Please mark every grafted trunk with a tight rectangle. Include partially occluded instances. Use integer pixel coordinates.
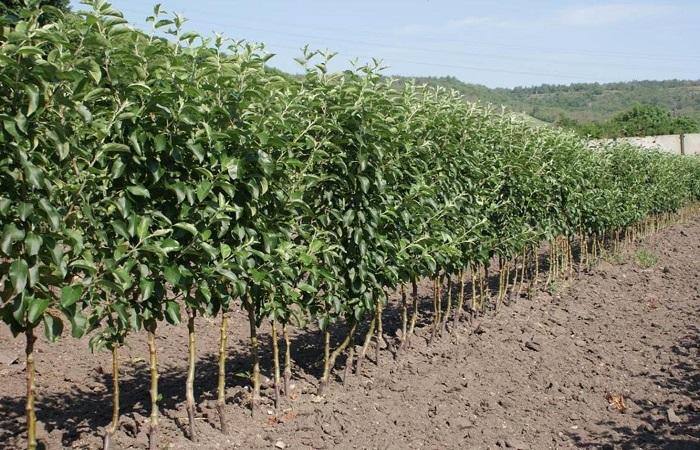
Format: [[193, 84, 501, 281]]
[[25, 328, 37, 450], [185, 309, 197, 441], [442, 274, 452, 333], [405, 279, 419, 349], [103, 346, 120, 450], [271, 321, 281, 410], [147, 327, 159, 450], [216, 313, 228, 434], [356, 313, 375, 374], [282, 323, 292, 396], [399, 283, 408, 349], [319, 320, 357, 395], [452, 268, 466, 331], [376, 294, 395, 362], [245, 298, 260, 417]]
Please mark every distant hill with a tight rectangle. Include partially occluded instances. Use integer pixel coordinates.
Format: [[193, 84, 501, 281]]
[[394, 77, 700, 125]]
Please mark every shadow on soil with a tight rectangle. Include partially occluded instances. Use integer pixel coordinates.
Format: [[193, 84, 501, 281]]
[[0, 246, 568, 448]]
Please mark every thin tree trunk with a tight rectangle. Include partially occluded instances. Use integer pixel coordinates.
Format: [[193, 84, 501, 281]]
[[246, 299, 260, 417], [216, 313, 228, 434], [405, 279, 419, 349], [377, 293, 395, 360], [103, 346, 120, 450], [471, 264, 479, 315], [319, 329, 331, 394], [271, 321, 281, 410], [147, 327, 159, 450], [375, 299, 382, 364], [452, 268, 465, 331], [356, 314, 375, 374], [186, 309, 197, 441], [399, 283, 408, 349], [283, 323, 292, 396], [442, 274, 452, 334], [319, 320, 357, 395], [25, 327, 37, 450]]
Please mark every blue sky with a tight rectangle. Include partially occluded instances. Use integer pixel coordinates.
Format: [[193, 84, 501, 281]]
[[70, 0, 700, 88]]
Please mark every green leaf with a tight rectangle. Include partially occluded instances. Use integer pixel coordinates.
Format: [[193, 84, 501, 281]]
[[216, 268, 237, 282], [9, 259, 28, 295], [101, 143, 130, 153], [187, 142, 205, 163], [38, 199, 60, 230], [140, 278, 155, 301], [318, 315, 329, 331], [127, 185, 150, 198], [43, 314, 64, 343], [159, 238, 180, 254], [2, 224, 26, 255], [164, 265, 181, 286], [137, 217, 152, 240], [111, 220, 130, 240], [0, 198, 10, 215], [298, 282, 316, 294], [165, 301, 181, 325], [358, 176, 370, 193], [75, 103, 92, 123], [24, 233, 42, 256], [154, 134, 167, 152], [26, 85, 39, 117], [18, 202, 33, 221], [24, 164, 44, 189], [111, 159, 126, 179], [60, 285, 83, 308], [70, 259, 97, 273], [174, 222, 197, 236], [342, 209, 355, 227], [69, 311, 88, 338], [27, 297, 50, 325]]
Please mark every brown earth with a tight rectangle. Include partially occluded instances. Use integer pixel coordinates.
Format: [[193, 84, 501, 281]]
[[1, 216, 699, 450]]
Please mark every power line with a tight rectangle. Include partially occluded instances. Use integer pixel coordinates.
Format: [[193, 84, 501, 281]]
[[109, 4, 698, 83], [114, 3, 700, 64]]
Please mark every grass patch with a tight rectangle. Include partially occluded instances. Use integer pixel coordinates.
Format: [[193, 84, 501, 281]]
[[636, 249, 658, 268]]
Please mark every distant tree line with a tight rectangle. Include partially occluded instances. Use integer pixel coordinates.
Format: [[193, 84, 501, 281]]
[[557, 105, 700, 138]]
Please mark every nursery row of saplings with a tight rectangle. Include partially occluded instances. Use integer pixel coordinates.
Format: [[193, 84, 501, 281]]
[[2, 2, 700, 450]]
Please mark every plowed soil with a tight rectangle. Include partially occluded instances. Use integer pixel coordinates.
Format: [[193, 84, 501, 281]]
[[1, 216, 699, 450]]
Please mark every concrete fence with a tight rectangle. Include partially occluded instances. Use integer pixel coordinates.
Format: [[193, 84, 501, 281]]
[[594, 133, 700, 155]]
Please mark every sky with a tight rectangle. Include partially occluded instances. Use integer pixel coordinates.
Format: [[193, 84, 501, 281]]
[[69, 0, 700, 88]]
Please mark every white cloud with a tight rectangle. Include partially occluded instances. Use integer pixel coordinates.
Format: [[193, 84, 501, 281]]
[[557, 3, 674, 26]]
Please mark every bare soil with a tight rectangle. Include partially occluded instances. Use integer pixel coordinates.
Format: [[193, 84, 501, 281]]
[[1, 216, 699, 450]]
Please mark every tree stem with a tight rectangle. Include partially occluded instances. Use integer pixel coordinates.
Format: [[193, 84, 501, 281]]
[[442, 274, 452, 333], [26, 327, 37, 450], [246, 298, 260, 417], [406, 279, 419, 348], [283, 323, 292, 396], [147, 327, 159, 450], [271, 320, 281, 410], [186, 309, 197, 441], [399, 283, 407, 349], [217, 312, 228, 434], [319, 320, 357, 395], [356, 313, 375, 374], [103, 345, 120, 450], [452, 268, 465, 331]]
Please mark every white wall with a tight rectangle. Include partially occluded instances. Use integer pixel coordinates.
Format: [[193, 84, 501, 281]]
[[595, 134, 700, 156], [683, 134, 700, 155]]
